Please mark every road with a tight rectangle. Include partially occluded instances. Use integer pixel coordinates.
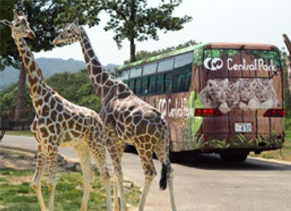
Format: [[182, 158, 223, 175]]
[[1, 135, 291, 211]]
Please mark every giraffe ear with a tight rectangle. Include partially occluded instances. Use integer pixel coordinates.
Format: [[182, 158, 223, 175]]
[[73, 18, 79, 25], [18, 10, 25, 16], [0, 19, 12, 27], [13, 10, 19, 20]]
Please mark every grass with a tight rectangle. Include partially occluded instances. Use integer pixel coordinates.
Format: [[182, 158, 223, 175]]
[[5, 130, 33, 137], [0, 150, 141, 211], [250, 130, 291, 162]]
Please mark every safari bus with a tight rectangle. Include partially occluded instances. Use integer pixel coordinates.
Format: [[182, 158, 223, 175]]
[[116, 43, 285, 162]]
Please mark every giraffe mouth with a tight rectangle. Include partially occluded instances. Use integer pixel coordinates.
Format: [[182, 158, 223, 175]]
[[52, 39, 61, 45], [27, 31, 36, 40]]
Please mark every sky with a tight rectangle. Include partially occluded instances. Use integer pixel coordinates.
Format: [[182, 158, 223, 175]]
[[35, 0, 291, 66]]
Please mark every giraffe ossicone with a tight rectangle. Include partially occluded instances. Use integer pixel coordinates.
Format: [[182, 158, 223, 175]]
[[54, 18, 178, 211], [1, 11, 114, 211]]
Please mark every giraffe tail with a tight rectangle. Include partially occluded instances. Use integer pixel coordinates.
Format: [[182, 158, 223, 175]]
[[159, 128, 170, 190], [159, 162, 168, 190]]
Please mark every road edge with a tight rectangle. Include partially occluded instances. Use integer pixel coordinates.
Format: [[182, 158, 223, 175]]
[[1, 143, 291, 167]]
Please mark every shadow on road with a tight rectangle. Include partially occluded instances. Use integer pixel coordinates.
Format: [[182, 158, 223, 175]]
[[124, 150, 291, 171], [171, 153, 291, 171]]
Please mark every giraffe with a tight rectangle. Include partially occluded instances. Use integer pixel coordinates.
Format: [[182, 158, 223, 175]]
[[0, 11, 113, 211], [53, 18, 177, 211]]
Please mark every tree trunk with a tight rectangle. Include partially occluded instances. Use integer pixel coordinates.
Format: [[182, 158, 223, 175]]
[[15, 62, 26, 121], [130, 38, 136, 62], [283, 34, 291, 94], [129, 0, 136, 62]]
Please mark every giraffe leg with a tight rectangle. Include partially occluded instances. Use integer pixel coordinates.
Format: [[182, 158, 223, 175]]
[[115, 140, 126, 211], [75, 143, 94, 211], [167, 166, 177, 211], [31, 144, 47, 211], [113, 180, 119, 211], [88, 142, 112, 211], [136, 146, 156, 211], [106, 138, 126, 211], [47, 144, 58, 211], [154, 144, 177, 211]]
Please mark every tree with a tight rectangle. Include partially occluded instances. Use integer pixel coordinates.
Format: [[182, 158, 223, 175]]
[[0, 69, 102, 120], [58, 0, 192, 62], [0, 0, 67, 120], [283, 34, 291, 95]]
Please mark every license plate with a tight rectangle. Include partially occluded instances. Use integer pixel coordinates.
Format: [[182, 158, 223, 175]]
[[235, 123, 252, 132]]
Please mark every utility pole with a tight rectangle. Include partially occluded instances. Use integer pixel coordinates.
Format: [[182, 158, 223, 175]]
[[283, 34, 291, 94]]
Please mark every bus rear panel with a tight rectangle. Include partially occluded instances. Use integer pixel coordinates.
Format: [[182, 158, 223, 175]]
[[196, 44, 284, 154]]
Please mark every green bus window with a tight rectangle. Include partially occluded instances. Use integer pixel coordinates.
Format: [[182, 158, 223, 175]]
[[143, 63, 157, 76], [135, 78, 142, 95], [129, 79, 135, 92], [164, 72, 172, 93], [156, 74, 164, 94], [142, 76, 150, 95], [130, 67, 142, 78], [174, 52, 194, 68], [172, 64, 192, 92], [117, 69, 130, 84], [148, 75, 157, 94], [158, 58, 174, 72]]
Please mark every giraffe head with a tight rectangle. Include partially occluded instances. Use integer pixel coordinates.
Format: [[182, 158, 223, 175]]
[[0, 10, 35, 40], [52, 18, 81, 45]]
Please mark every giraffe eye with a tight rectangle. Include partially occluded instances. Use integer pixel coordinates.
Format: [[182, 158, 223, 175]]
[[67, 29, 72, 33]]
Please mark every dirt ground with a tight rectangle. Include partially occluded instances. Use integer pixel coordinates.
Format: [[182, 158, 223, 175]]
[[0, 149, 35, 170], [0, 149, 70, 185]]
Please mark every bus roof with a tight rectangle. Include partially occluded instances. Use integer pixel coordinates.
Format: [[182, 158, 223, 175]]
[[116, 42, 279, 71], [116, 44, 203, 71]]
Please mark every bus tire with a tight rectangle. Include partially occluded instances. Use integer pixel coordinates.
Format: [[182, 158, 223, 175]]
[[219, 151, 249, 163], [169, 151, 181, 163]]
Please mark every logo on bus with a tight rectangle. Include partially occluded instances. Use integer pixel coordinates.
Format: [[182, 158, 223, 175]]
[[158, 98, 194, 119], [204, 58, 223, 71], [204, 57, 277, 72]]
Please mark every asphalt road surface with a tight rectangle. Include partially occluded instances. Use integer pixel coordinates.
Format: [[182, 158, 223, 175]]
[[1, 135, 291, 211]]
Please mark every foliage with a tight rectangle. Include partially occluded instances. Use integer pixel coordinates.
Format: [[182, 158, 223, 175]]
[[0, 0, 68, 70], [0, 0, 19, 70], [46, 69, 102, 112], [58, 0, 192, 62], [250, 133, 291, 162], [0, 69, 102, 120], [0, 82, 34, 120], [282, 53, 291, 118], [5, 130, 34, 136]]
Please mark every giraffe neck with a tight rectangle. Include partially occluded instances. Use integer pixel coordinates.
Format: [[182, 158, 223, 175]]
[[13, 36, 48, 114], [79, 27, 116, 103]]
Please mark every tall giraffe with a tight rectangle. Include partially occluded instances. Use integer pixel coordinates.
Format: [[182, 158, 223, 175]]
[[53, 19, 177, 211], [0, 12, 113, 211]]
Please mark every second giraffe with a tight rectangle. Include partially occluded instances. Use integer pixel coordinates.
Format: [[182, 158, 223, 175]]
[[53, 18, 177, 211]]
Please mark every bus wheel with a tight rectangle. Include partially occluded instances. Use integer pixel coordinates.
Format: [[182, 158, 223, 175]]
[[219, 151, 249, 162], [170, 151, 181, 163]]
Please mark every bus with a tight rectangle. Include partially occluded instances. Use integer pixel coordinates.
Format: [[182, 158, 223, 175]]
[[116, 43, 285, 162]]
